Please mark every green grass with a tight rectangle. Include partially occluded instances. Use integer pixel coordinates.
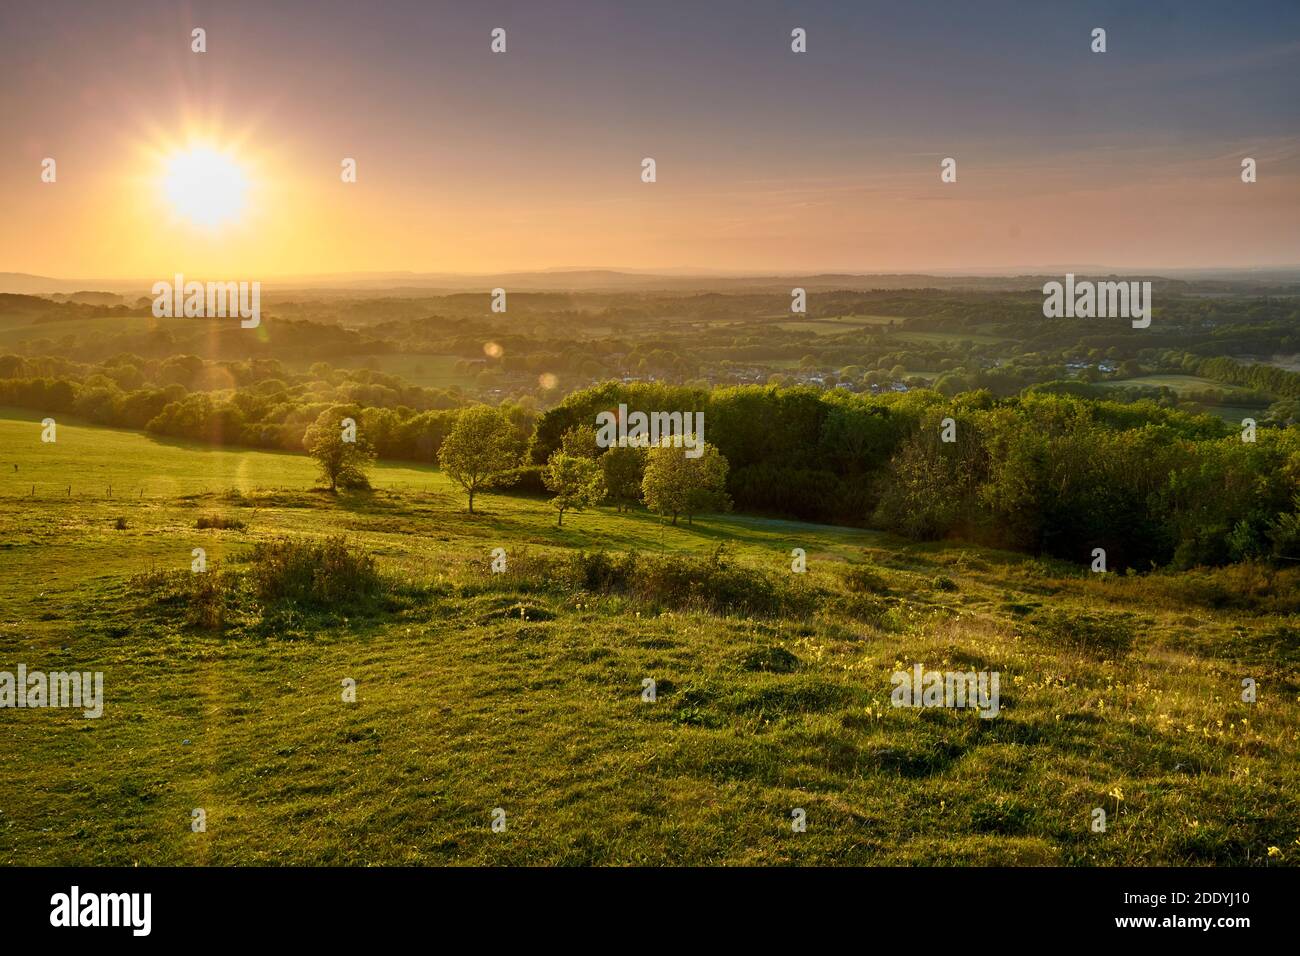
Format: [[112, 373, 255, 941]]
[[1099, 374, 1254, 395], [894, 330, 1009, 346], [773, 316, 908, 336], [1, 410, 1297, 865], [0, 407, 442, 498]]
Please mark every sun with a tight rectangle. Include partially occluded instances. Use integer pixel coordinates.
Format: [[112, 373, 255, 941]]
[[161, 145, 248, 228]]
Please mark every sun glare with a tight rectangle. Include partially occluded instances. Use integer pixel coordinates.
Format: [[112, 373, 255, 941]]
[[162, 145, 248, 228]]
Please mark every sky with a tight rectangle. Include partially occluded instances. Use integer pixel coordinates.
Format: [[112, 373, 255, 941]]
[[2, 0, 1298, 280]]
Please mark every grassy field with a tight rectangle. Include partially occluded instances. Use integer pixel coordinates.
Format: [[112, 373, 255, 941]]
[[1099, 374, 1256, 396], [1, 410, 1297, 865], [774, 315, 904, 335], [894, 330, 1010, 346]]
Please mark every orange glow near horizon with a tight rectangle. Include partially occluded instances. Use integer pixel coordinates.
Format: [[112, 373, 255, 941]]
[[9, 119, 1297, 282], [2, 4, 1297, 281]]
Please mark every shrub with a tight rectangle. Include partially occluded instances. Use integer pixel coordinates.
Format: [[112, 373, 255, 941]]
[[621, 546, 806, 618], [481, 545, 814, 619], [1268, 503, 1300, 562], [1029, 608, 1136, 657], [129, 566, 229, 630], [112, 516, 128, 530], [843, 564, 889, 593], [560, 550, 637, 592], [247, 536, 383, 608], [830, 593, 896, 629], [739, 646, 800, 673], [187, 569, 229, 630], [196, 514, 247, 531], [507, 464, 547, 495]]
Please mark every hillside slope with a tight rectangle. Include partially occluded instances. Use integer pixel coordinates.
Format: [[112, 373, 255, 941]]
[[0, 412, 1296, 865]]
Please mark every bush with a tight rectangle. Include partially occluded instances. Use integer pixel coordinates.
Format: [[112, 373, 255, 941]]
[[1029, 608, 1136, 657], [629, 547, 811, 618], [482, 545, 815, 619], [129, 566, 229, 630], [842, 564, 889, 593], [560, 550, 637, 592], [739, 646, 800, 673], [196, 514, 247, 531], [507, 464, 548, 495], [186, 569, 229, 630], [1268, 505, 1300, 562], [112, 516, 128, 530], [248, 536, 384, 608], [830, 592, 897, 629]]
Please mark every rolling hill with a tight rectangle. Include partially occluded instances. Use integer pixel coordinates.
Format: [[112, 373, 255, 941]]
[[0, 410, 1296, 865]]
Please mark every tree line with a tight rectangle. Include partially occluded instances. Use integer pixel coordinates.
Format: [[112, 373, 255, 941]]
[[3, 364, 1296, 569]]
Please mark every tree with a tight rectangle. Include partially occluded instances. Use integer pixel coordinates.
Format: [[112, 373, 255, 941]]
[[873, 410, 985, 540], [304, 410, 376, 492], [438, 405, 520, 513], [641, 439, 731, 525], [543, 451, 605, 526], [559, 423, 600, 459], [601, 442, 647, 512]]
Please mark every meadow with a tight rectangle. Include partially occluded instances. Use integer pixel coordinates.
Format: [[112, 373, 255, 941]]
[[774, 315, 905, 335], [1099, 374, 1255, 395], [1, 409, 1296, 865]]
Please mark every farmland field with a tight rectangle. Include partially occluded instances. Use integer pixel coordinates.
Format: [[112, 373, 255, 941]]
[[894, 330, 1010, 346], [1098, 374, 1255, 395]]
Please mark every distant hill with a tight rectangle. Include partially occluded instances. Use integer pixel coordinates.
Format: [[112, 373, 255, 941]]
[[4, 268, 1299, 299], [46, 291, 126, 306], [0, 293, 127, 327], [0, 273, 93, 295]]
